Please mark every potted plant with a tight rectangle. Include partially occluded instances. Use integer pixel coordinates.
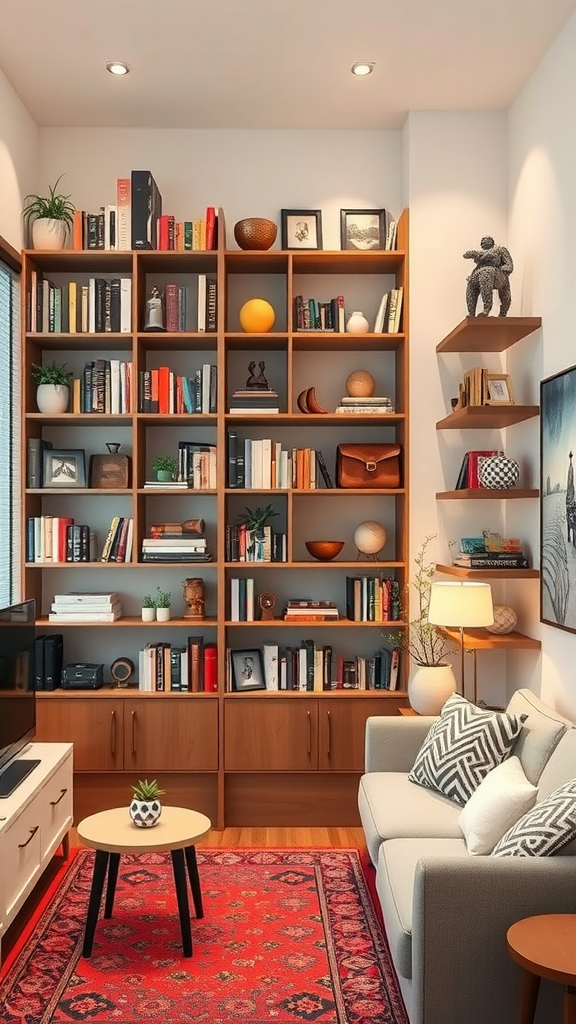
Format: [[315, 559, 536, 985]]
[[384, 534, 458, 714], [152, 454, 178, 482], [129, 778, 166, 828], [31, 360, 73, 414], [155, 587, 172, 622], [238, 503, 279, 560], [142, 592, 156, 622], [22, 174, 75, 251]]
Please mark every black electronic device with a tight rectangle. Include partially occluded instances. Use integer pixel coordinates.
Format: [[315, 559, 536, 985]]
[[61, 663, 104, 690], [0, 598, 38, 798]]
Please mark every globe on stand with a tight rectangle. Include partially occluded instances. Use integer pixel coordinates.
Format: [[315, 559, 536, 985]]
[[354, 520, 386, 561]]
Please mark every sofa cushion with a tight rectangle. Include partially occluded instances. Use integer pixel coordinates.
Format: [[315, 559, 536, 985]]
[[492, 778, 576, 857], [458, 756, 538, 855], [358, 771, 463, 865], [376, 837, 469, 980], [536, 728, 576, 799], [408, 693, 526, 806], [506, 688, 570, 785]]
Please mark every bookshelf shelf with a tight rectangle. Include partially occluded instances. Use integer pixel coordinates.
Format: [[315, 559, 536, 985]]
[[438, 627, 541, 651], [436, 563, 540, 580], [436, 316, 542, 353], [436, 404, 539, 430], [436, 488, 539, 500]]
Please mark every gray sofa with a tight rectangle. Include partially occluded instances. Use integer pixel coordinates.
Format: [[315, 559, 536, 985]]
[[358, 688, 576, 1024]]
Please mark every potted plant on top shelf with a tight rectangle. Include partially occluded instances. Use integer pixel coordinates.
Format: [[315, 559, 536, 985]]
[[22, 174, 75, 251], [31, 360, 73, 414]]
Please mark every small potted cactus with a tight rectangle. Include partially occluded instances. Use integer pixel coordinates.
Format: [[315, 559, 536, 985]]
[[129, 778, 166, 828], [155, 586, 172, 622], [141, 592, 156, 622]]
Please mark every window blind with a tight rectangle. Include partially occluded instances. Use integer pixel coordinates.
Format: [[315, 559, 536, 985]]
[[0, 261, 20, 605]]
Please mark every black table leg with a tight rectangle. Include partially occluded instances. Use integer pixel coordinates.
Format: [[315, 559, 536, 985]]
[[83, 849, 109, 958], [104, 853, 120, 918], [171, 849, 192, 957], [184, 845, 204, 918]]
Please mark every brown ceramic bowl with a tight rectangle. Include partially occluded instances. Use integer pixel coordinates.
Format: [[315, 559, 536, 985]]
[[305, 540, 345, 561], [234, 217, 278, 251]]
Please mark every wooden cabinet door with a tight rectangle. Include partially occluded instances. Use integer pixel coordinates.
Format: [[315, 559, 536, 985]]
[[317, 698, 391, 771], [124, 698, 219, 772], [225, 699, 319, 771], [36, 698, 124, 771]]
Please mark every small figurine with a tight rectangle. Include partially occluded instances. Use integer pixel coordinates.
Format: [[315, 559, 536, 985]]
[[182, 577, 205, 620], [144, 286, 165, 331], [463, 236, 513, 317], [246, 360, 269, 390]]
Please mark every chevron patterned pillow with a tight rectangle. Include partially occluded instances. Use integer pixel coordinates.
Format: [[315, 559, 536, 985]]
[[408, 692, 526, 806], [492, 779, 576, 856]]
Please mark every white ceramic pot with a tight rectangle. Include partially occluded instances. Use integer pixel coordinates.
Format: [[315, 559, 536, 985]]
[[156, 606, 171, 622], [408, 664, 457, 715], [129, 798, 162, 828], [141, 607, 156, 622], [36, 383, 69, 414], [32, 218, 67, 251], [346, 311, 369, 334]]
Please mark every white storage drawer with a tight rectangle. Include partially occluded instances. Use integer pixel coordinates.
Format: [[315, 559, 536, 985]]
[[40, 756, 73, 859], [3, 801, 42, 920]]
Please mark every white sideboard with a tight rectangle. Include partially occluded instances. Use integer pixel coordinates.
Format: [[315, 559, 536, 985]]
[[0, 742, 73, 965]]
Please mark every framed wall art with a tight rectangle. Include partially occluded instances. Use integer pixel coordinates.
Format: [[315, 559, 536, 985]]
[[340, 209, 387, 251], [43, 448, 87, 488], [485, 373, 515, 405], [280, 210, 323, 250], [540, 363, 576, 633], [231, 649, 266, 691]]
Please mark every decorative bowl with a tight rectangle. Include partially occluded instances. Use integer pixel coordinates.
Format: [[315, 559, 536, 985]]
[[305, 540, 345, 561], [234, 217, 278, 251]]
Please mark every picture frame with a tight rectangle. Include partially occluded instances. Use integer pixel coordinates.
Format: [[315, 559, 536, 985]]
[[340, 209, 387, 251], [231, 649, 266, 691], [540, 363, 576, 634], [43, 448, 87, 488], [485, 373, 515, 405], [281, 210, 323, 250]]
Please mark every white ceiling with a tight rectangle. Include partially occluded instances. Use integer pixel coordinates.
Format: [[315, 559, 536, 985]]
[[0, 0, 574, 129]]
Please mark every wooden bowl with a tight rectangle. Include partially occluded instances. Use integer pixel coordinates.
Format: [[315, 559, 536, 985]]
[[305, 541, 345, 561], [234, 217, 277, 251]]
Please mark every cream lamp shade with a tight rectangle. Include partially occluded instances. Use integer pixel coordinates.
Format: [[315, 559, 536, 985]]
[[427, 581, 494, 701]]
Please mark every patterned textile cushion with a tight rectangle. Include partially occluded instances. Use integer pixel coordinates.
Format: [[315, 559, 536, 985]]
[[408, 692, 526, 806], [492, 779, 576, 857]]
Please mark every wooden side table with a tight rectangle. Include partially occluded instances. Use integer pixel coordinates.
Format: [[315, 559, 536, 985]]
[[77, 805, 211, 959], [507, 914, 576, 1023]]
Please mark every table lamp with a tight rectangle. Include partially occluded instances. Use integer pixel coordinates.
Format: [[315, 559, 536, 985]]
[[427, 581, 494, 702]]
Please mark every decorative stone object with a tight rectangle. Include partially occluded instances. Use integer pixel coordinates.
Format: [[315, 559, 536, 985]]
[[346, 311, 370, 334], [345, 369, 375, 397], [129, 798, 162, 828], [354, 520, 386, 559], [239, 298, 276, 333], [477, 454, 520, 489], [486, 605, 518, 635]]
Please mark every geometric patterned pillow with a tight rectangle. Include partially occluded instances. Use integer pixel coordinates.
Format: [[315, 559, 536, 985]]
[[491, 779, 576, 856], [408, 692, 527, 806]]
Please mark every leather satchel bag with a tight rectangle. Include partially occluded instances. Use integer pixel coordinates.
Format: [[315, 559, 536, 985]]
[[336, 443, 402, 489]]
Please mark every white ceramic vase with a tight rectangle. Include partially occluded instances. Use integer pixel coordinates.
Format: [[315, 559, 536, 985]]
[[408, 664, 457, 715], [141, 607, 156, 622], [32, 218, 67, 251], [36, 383, 69, 414], [156, 606, 171, 622], [346, 311, 369, 334]]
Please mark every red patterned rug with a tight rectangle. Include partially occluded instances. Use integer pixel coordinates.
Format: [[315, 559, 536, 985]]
[[0, 848, 408, 1024]]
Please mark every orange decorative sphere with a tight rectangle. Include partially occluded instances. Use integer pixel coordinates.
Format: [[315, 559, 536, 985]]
[[239, 298, 276, 333], [346, 369, 375, 397]]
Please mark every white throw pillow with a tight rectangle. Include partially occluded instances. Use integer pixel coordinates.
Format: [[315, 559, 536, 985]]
[[458, 756, 537, 855]]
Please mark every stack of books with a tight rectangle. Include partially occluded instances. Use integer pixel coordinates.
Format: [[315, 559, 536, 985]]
[[453, 534, 530, 569], [48, 592, 122, 623], [335, 396, 395, 415], [229, 389, 279, 414], [141, 530, 212, 563], [283, 599, 340, 622], [100, 517, 133, 562]]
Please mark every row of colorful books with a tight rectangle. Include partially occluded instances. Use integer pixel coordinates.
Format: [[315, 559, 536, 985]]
[[138, 637, 218, 692], [138, 364, 217, 414], [225, 525, 287, 563], [26, 517, 96, 563], [28, 274, 132, 334], [226, 434, 333, 489], [223, 643, 400, 691], [74, 359, 133, 414]]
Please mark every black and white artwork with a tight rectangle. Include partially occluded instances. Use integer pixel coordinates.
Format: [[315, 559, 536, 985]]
[[541, 363, 576, 632]]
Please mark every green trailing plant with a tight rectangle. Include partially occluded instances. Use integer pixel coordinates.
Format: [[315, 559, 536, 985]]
[[142, 593, 155, 609], [238, 503, 279, 534], [131, 778, 166, 802], [22, 174, 75, 228], [31, 360, 73, 386], [152, 454, 178, 478], [383, 534, 458, 667], [155, 587, 171, 608]]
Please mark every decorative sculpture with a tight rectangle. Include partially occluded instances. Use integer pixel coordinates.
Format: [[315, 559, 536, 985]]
[[182, 577, 205, 620], [144, 286, 165, 331], [246, 361, 269, 390], [463, 236, 513, 317]]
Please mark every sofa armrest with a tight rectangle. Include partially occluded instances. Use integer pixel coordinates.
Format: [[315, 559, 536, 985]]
[[364, 715, 436, 772], [411, 855, 575, 1024]]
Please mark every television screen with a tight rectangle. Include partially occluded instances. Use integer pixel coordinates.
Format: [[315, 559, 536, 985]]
[[0, 599, 36, 776]]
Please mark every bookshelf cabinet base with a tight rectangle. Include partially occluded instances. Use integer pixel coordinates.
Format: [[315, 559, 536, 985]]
[[224, 773, 365, 828], [70, 772, 218, 827]]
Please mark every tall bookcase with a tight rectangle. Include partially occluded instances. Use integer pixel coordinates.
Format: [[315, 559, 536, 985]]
[[23, 208, 410, 828]]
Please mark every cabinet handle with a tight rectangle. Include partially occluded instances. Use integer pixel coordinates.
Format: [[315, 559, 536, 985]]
[[50, 788, 68, 806], [18, 825, 39, 848], [307, 710, 311, 755], [110, 709, 117, 756], [326, 710, 331, 757], [131, 709, 136, 754]]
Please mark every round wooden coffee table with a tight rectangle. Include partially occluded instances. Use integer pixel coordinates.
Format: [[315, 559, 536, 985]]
[[507, 914, 576, 1023], [77, 806, 211, 959]]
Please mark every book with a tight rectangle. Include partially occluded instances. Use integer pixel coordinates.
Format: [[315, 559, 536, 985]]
[[203, 643, 218, 692], [131, 170, 162, 250], [48, 610, 121, 622], [315, 451, 334, 488], [27, 438, 53, 488], [52, 591, 119, 605]]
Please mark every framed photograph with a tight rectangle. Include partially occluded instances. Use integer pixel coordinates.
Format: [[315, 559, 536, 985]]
[[43, 448, 87, 488], [541, 363, 576, 633], [340, 209, 386, 251], [231, 649, 266, 691], [281, 210, 323, 250], [485, 373, 515, 405]]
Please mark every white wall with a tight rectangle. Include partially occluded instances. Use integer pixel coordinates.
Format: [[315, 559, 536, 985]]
[[0, 67, 38, 249]]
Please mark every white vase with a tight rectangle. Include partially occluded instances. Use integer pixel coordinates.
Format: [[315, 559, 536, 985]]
[[141, 607, 156, 622], [32, 218, 67, 251], [156, 606, 171, 622], [346, 311, 369, 334], [408, 664, 457, 715], [36, 383, 69, 414]]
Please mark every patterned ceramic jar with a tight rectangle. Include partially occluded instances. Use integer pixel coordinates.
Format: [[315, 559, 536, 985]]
[[477, 454, 520, 489]]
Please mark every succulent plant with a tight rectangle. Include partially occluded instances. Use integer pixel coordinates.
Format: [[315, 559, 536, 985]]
[[142, 593, 155, 609], [131, 778, 165, 801], [155, 587, 171, 608]]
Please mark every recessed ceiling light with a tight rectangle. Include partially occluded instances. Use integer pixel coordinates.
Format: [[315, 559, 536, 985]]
[[351, 62, 375, 76], [106, 60, 131, 76]]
